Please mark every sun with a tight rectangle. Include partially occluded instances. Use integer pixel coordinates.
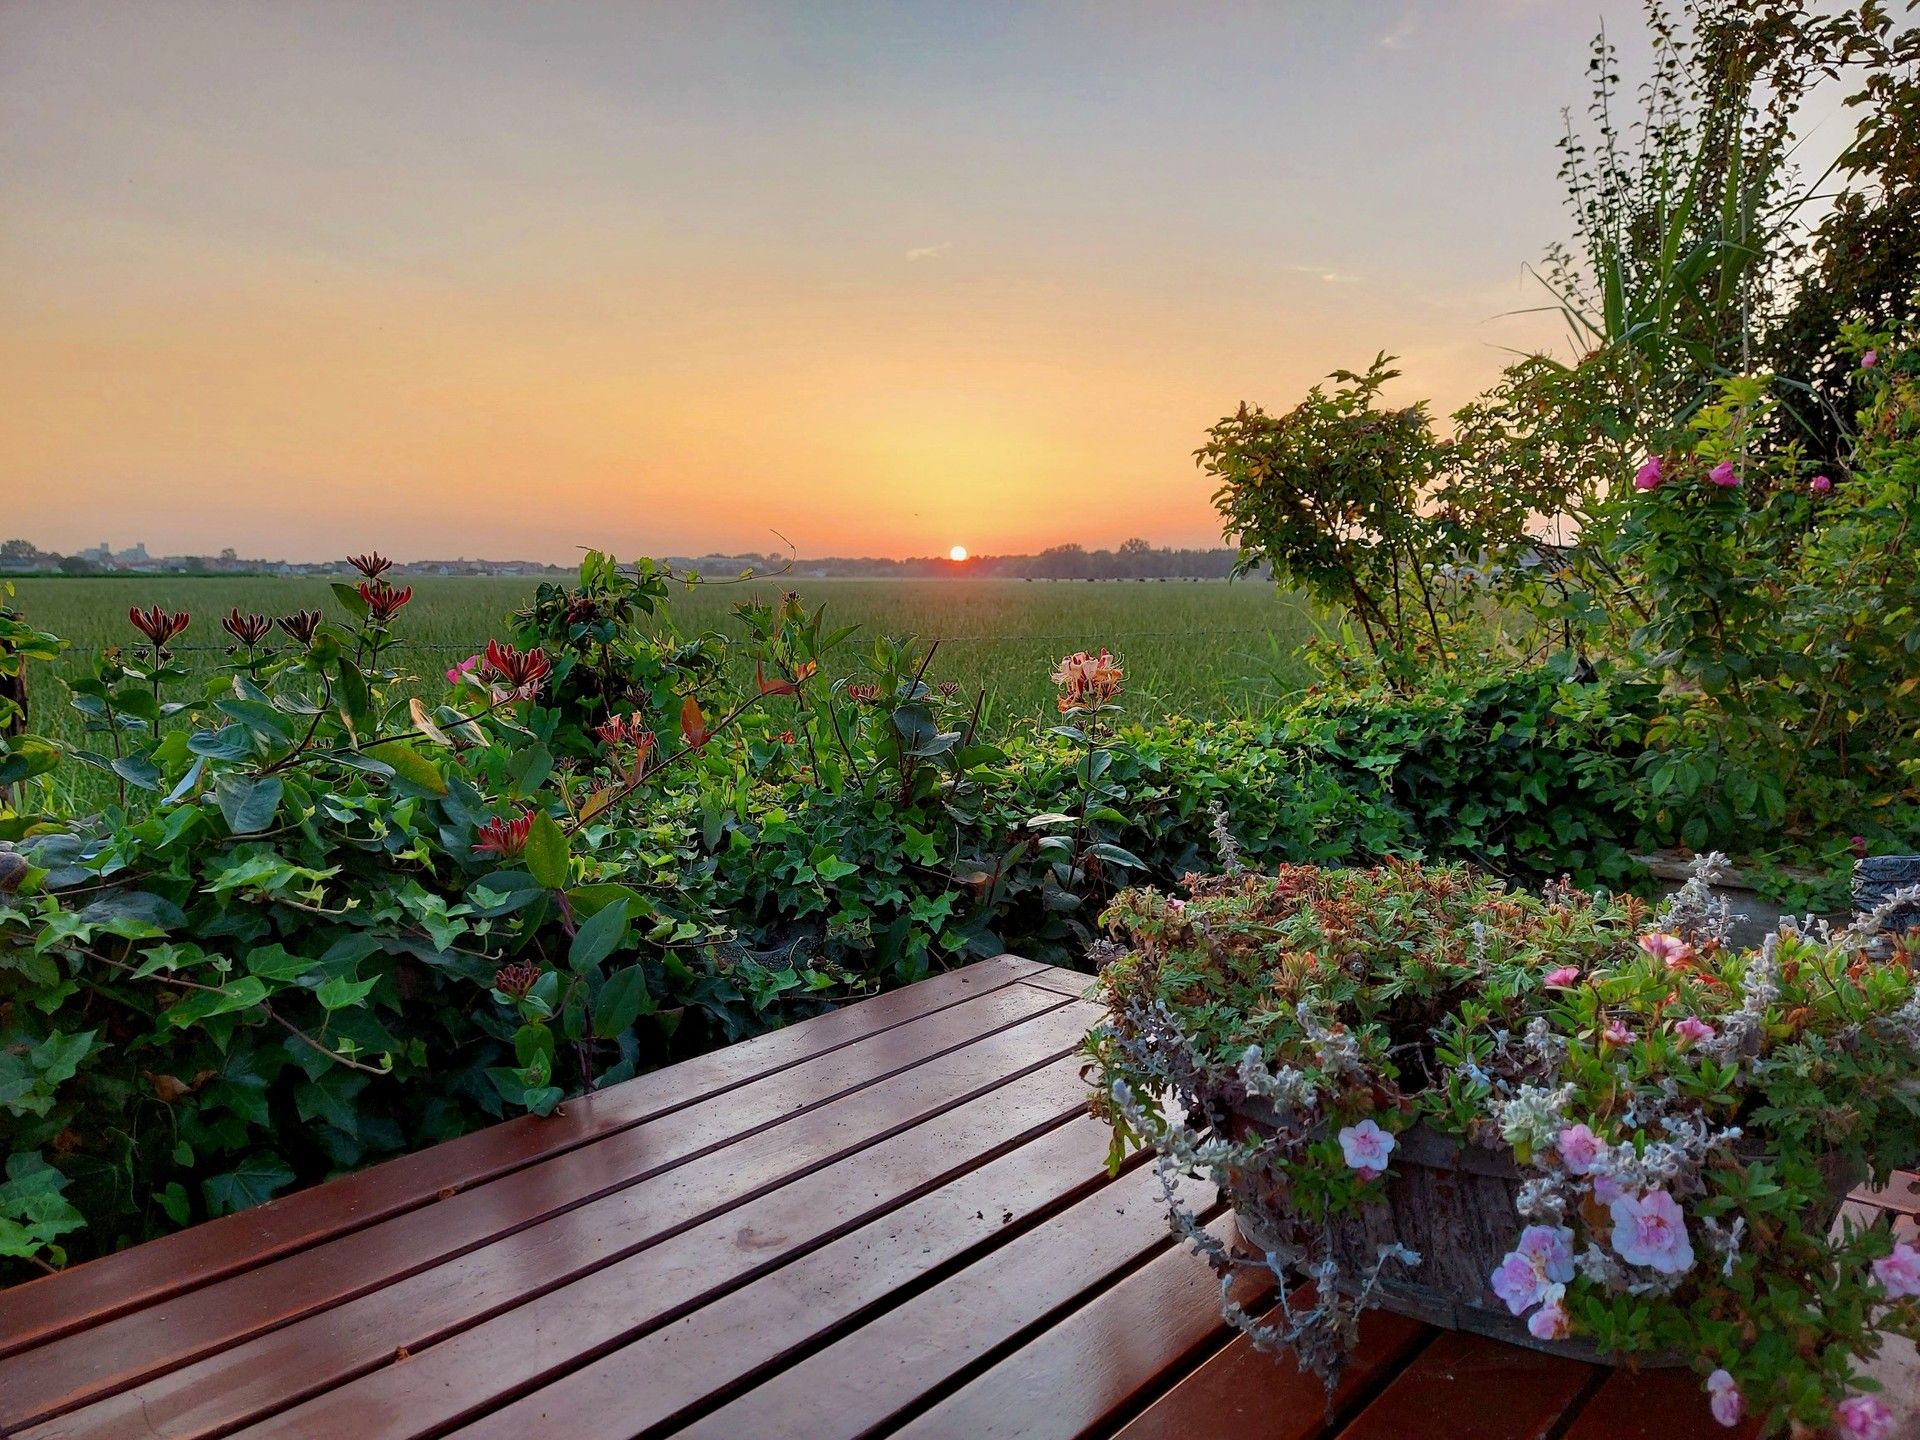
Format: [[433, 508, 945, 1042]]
[[949, 545, 969, 562]]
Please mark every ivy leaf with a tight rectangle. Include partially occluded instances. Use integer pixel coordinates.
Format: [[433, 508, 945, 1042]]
[[523, 812, 570, 890], [201, 1153, 296, 1217], [163, 976, 268, 1027]]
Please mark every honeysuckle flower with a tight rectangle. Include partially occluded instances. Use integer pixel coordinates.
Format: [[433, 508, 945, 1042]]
[[1609, 1189, 1694, 1274], [1872, 1240, 1920, 1298], [1705, 1369, 1743, 1428], [492, 958, 541, 998], [276, 609, 322, 645], [128, 605, 191, 647], [346, 551, 394, 578], [1337, 1118, 1394, 1178], [1836, 1395, 1895, 1440], [1544, 965, 1581, 989], [1602, 1018, 1634, 1046], [1052, 648, 1124, 711], [1707, 460, 1740, 488], [446, 654, 482, 684], [357, 579, 413, 624], [481, 640, 552, 699], [220, 609, 271, 646], [1674, 1016, 1716, 1046], [1638, 932, 1692, 967], [1633, 456, 1666, 491], [1557, 1123, 1604, 1175], [472, 811, 534, 858], [1526, 1283, 1571, 1340], [1811, 474, 1833, 494], [1862, 350, 1879, 369]]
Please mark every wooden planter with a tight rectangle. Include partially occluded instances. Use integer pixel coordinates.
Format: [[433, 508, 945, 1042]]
[[1222, 1105, 1859, 1366]]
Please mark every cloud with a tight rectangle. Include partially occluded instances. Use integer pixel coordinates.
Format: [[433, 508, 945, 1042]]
[[905, 242, 952, 261]]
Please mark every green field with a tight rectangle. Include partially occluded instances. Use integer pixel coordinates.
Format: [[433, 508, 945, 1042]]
[[8, 575, 1319, 791]]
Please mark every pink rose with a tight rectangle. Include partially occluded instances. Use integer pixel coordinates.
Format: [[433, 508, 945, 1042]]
[[1337, 1118, 1395, 1175], [1811, 474, 1833, 494], [1609, 1189, 1695, 1274], [1836, 1395, 1896, 1440], [1634, 456, 1667, 491], [1527, 1283, 1571, 1340], [1557, 1123, 1604, 1176], [1674, 1016, 1716, 1046], [1544, 966, 1581, 989], [1708, 460, 1740, 488], [1705, 1369, 1742, 1428], [1873, 1240, 1920, 1298]]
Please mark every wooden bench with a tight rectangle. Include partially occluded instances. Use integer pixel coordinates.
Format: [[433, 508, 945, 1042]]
[[1, 956, 1911, 1439]]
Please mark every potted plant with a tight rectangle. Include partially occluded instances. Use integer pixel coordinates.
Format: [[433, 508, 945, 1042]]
[[1087, 858, 1920, 1437]]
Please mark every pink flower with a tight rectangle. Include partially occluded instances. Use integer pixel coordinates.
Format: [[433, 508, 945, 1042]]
[[1489, 1225, 1575, 1316], [1674, 1016, 1716, 1046], [1634, 456, 1667, 491], [1706, 1369, 1743, 1428], [1609, 1189, 1695, 1274], [1592, 1171, 1626, 1204], [1836, 1395, 1896, 1440], [1544, 965, 1582, 989], [1708, 460, 1740, 488], [1862, 350, 1880, 369], [1602, 1019, 1634, 1047], [1337, 1118, 1395, 1175], [1638, 932, 1693, 967], [446, 654, 483, 684], [1873, 1240, 1920, 1298], [1811, 474, 1833, 494], [1557, 1123, 1605, 1176], [1527, 1283, 1572, 1340]]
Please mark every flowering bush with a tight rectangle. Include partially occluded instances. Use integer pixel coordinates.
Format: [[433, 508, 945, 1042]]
[[1088, 859, 1920, 1435]]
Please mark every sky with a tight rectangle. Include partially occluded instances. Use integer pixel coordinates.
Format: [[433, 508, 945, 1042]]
[[0, 0, 1794, 563]]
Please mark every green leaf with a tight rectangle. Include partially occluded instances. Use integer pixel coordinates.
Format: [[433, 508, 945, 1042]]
[[568, 897, 629, 975], [594, 964, 654, 1037], [216, 775, 284, 834], [523, 812, 570, 889], [315, 975, 379, 1011], [201, 1153, 296, 1217], [111, 753, 163, 791], [379, 741, 448, 796], [164, 976, 268, 1027]]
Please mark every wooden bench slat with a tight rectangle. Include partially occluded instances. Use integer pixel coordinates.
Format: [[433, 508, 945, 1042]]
[[0, 955, 1043, 1360], [1110, 1300, 1430, 1440], [442, 1111, 1132, 1440], [666, 1164, 1213, 1440], [1558, 1367, 1760, 1440], [15, 1006, 1105, 1440], [1332, 1330, 1596, 1440]]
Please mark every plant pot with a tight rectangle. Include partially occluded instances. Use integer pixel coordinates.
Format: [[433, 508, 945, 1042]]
[[1222, 1105, 1861, 1366], [1854, 856, 1920, 950]]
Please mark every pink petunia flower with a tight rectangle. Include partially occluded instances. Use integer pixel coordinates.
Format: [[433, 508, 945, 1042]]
[[1602, 1019, 1634, 1047], [1592, 1171, 1626, 1204], [1609, 1189, 1695, 1274], [1527, 1283, 1572, 1341], [1517, 1224, 1576, 1283], [1489, 1225, 1574, 1316], [1836, 1395, 1896, 1440], [1811, 474, 1833, 494], [1338, 1118, 1395, 1175], [1633, 456, 1667, 491], [1638, 932, 1693, 967], [1491, 1249, 1546, 1315], [1707, 460, 1740, 488], [1544, 965, 1582, 989], [1862, 350, 1879, 369], [1873, 1240, 1920, 1298], [1557, 1123, 1604, 1176], [1705, 1369, 1743, 1428], [1674, 1016, 1716, 1046]]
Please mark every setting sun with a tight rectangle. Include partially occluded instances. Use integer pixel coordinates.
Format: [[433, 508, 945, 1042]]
[[949, 545, 969, 562]]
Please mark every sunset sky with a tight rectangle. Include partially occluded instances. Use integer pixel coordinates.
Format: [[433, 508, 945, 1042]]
[[1, 1, 1818, 563]]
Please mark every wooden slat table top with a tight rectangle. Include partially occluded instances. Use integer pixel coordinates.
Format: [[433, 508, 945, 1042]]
[[2, 955, 1908, 1440]]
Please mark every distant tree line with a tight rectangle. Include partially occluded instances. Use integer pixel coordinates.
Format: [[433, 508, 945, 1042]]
[[772, 540, 1261, 581]]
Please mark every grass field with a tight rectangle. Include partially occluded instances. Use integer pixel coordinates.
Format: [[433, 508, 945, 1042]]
[[8, 576, 1320, 779]]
